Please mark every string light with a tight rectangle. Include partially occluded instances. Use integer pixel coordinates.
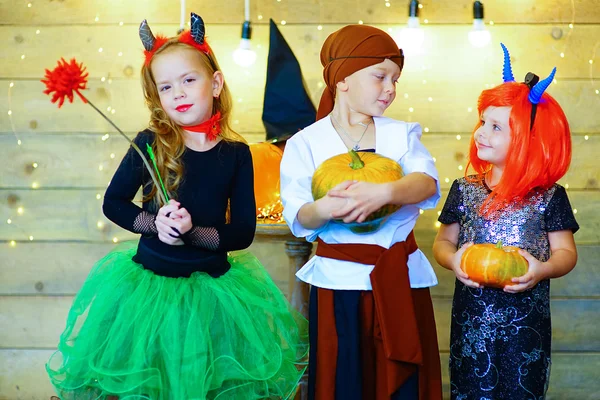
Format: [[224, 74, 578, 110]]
[[35, 29, 40, 34], [10, 241, 16, 247], [281, 20, 287, 25], [29, 236, 34, 241], [395, 0, 425, 55], [7, 219, 12, 224], [96, 193, 102, 200], [233, 1, 257, 68], [317, 25, 323, 30], [468, 1, 491, 48], [456, 135, 462, 140], [113, 237, 119, 243], [17, 207, 24, 215]]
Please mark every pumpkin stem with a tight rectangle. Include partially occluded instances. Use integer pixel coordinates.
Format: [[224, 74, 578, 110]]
[[495, 240, 503, 249], [348, 150, 365, 170]]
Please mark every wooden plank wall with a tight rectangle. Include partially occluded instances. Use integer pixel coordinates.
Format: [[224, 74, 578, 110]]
[[1, 0, 599, 398]]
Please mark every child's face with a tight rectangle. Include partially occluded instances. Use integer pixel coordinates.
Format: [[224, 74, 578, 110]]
[[474, 106, 512, 168], [151, 47, 222, 127], [339, 59, 400, 117]]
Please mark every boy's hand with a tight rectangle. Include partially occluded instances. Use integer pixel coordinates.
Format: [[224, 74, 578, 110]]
[[328, 181, 389, 223]]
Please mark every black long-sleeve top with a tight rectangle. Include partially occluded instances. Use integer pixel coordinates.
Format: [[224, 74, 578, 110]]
[[103, 130, 256, 278]]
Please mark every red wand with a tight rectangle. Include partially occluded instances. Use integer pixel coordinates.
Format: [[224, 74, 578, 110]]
[[42, 58, 168, 205]]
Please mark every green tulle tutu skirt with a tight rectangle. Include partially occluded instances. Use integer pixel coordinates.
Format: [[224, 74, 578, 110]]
[[46, 241, 308, 400]]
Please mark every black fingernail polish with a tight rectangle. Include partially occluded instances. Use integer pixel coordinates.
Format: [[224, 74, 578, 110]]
[[171, 227, 181, 235], [166, 212, 171, 218], [169, 233, 179, 238]]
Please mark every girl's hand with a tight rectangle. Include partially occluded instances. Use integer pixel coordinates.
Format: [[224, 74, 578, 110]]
[[452, 242, 480, 288], [170, 207, 193, 235], [328, 181, 389, 223], [156, 199, 184, 245], [504, 249, 549, 293], [158, 199, 181, 218]]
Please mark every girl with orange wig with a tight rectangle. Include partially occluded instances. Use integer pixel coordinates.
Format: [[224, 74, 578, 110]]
[[46, 13, 307, 399], [433, 44, 579, 399]]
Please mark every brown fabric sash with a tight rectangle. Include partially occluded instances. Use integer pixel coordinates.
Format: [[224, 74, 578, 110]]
[[315, 232, 423, 366]]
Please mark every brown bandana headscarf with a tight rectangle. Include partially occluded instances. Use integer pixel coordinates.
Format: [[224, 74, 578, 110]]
[[317, 25, 405, 120]]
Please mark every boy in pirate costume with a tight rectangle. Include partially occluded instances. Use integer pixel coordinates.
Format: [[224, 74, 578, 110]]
[[280, 24, 443, 400]]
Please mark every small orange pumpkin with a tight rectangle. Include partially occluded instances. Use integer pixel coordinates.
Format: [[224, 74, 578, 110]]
[[249, 142, 284, 218], [460, 241, 529, 288], [311, 150, 403, 233]]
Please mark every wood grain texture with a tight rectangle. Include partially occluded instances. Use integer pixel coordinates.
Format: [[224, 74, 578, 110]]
[[1, 133, 597, 189], [2, 295, 598, 352], [3, 350, 599, 400], [1, 0, 599, 25], [2, 188, 597, 242]]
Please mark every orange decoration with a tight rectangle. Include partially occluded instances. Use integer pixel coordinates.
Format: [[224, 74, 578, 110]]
[[249, 142, 284, 221], [460, 241, 529, 288], [311, 150, 403, 233]]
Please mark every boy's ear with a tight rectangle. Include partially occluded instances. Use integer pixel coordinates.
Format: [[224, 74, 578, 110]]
[[336, 79, 349, 92]]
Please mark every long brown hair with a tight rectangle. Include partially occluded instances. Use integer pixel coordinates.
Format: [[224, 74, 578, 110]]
[[140, 39, 246, 206]]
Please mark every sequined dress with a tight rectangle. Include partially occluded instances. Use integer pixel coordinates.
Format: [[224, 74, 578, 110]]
[[438, 176, 579, 400]]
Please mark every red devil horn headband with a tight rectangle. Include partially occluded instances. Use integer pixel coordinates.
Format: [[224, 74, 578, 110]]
[[141, 12, 210, 66]]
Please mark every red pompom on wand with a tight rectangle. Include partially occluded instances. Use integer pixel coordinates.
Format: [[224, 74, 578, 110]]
[[41, 58, 89, 108], [41, 58, 169, 205]]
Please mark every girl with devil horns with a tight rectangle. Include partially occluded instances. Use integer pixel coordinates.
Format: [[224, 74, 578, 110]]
[[433, 44, 579, 399], [46, 13, 307, 399]]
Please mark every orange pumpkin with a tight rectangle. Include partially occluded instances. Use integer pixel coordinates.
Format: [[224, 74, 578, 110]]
[[460, 241, 529, 288], [249, 142, 284, 218], [311, 150, 403, 233]]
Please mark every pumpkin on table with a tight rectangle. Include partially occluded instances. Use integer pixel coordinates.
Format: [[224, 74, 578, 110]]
[[249, 142, 284, 221], [460, 241, 529, 288], [311, 149, 403, 233]]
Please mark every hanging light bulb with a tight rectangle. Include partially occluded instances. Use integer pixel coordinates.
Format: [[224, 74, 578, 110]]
[[468, 1, 491, 48], [395, 0, 425, 55], [233, 0, 257, 67]]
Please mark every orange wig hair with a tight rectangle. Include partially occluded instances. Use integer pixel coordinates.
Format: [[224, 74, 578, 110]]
[[466, 81, 572, 215]]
